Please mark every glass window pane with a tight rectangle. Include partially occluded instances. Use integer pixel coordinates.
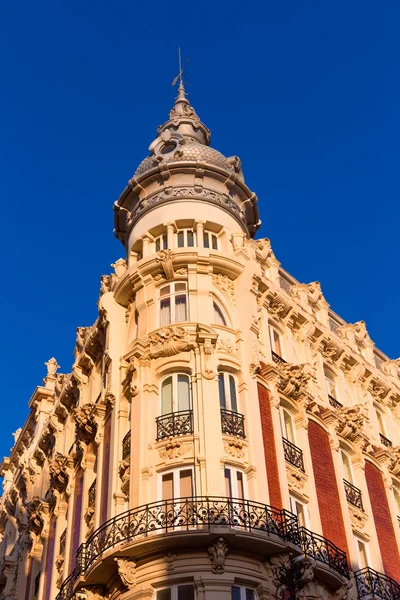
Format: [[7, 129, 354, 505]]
[[178, 375, 190, 411], [229, 375, 238, 412], [236, 471, 244, 500], [160, 285, 170, 297], [203, 232, 210, 248], [162, 473, 174, 501], [178, 586, 194, 600], [231, 587, 241, 600], [163, 234, 168, 249], [175, 295, 187, 322], [218, 374, 226, 409], [296, 501, 306, 527], [284, 410, 295, 443], [274, 330, 282, 356], [178, 231, 184, 247], [212, 234, 218, 250], [160, 298, 171, 326], [187, 231, 194, 247], [179, 470, 193, 497], [213, 302, 227, 326], [175, 283, 186, 291], [357, 540, 368, 569], [161, 377, 173, 415], [246, 590, 255, 600], [156, 238, 161, 252], [224, 468, 232, 498], [376, 411, 385, 435], [341, 451, 353, 483]]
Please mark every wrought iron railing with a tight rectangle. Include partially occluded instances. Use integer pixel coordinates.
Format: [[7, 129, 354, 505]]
[[156, 410, 193, 441], [56, 496, 299, 600], [354, 567, 400, 600], [397, 515, 400, 528], [344, 479, 363, 510], [88, 479, 96, 510], [122, 430, 131, 459], [380, 433, 392, 448], [328, 394, 342, 409], [220, 409, 246, 438], [272, 351, 286, 365], [300, 527, 349, 579], [283, 438, 305, 472]]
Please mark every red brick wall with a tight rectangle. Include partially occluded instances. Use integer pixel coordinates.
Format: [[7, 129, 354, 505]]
[[308, 420, 349, 556], [257, 383, 282, 509], [365, 461, 400, 580]]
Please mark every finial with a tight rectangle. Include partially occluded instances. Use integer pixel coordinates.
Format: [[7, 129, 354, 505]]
[[170, 47, 191, 98]]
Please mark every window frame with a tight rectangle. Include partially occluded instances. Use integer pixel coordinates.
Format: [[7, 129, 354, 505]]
[[289, 494, 309, 528], [160, 373, 191, 415], [268, 324, 284, 359], [159, 281, 188, 326], [160, 466, 194, 501], [354, 535, 370, 570], [224, 466, 246, 500], [218, 372, 239, 412], [280, 407, 296, 444], [231, 586, 257, 600], [176, 228, 196, 248], [213, 300, 228, 327], [203, 230, 219, 250], [155, 584, 195, 600], [340, 449, 354, 485], [324, 367, 338, 401], [393, 486, 400, 516], [155, 233, 168, 252]]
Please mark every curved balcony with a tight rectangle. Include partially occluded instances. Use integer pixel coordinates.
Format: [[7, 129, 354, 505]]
[[354, 567, 400, 600], [57, 496, 350, 600], [156, 410, 193, 441]]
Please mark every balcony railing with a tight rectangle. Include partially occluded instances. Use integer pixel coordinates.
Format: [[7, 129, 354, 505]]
[[344, 479, 363, 510], [283, 438, 305, 472], [156, 410, 193, 441], [397, 515, 400, 528], [354, 567, 400, 600], [272, 351, 287, 365], [300, 527, 349, 579], [379, 433, 392, 448], [56, 496, 300, 600], [122, 430, 131, 460], [220, 409, 246, 438], [328, 394, 343, 409]]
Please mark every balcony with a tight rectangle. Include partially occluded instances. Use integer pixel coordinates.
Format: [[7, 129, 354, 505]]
[[220, 409, 246, 439], [283, 438, 305, 472], [328, 394, 342, 409], [379, 433, 392, 448], [156, 410, 193, 441], [354, 567, 400, 600], [272, 351, 287, 365], [57, 496, 350, 600], [122, 430, 131, 460], [344, 479, 363, 511]]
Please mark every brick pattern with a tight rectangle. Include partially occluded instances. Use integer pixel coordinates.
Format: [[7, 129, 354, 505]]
[[308, 421, 349, 556], [43, 517, 56, 600], [257, 382, 282, 508], [365, 461, 400, 580], [100, 417, 112, 525], [69, 468, 84, 570]]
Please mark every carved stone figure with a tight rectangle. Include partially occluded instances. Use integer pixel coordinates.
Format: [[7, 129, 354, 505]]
[[336, 404, 369, 441], [49, 453, 70, 493], [115, 557, 136, 588], [73, 404, 97, 443], [149, 326, 194, 359], [277, 363, 312, 400], [207, 537, 228, 574]]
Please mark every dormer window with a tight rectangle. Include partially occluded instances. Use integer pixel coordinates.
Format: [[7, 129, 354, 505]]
[[159, 283, 188, 326]]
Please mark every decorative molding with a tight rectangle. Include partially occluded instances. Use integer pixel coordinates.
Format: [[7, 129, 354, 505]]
[[73, 404, 97, 444], [223, 439, 245, 460], [269, 553, 315, 600], [158, 440, 192, 461], [212, 273, 236, 306], [207, 537, 228, 574], [336, 404, 369, 442], [115, 557, 136, 588], [149, 326, 194, 359]]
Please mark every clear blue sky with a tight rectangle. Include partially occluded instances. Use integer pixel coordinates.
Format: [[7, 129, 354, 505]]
[[0, 1, 399, 460]]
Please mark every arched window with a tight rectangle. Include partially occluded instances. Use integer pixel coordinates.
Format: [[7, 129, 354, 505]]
[[160, 374, 190, 415], [218, 372, 238, 412], [159, 282, 188, 326], [213, 301, 227, 326]]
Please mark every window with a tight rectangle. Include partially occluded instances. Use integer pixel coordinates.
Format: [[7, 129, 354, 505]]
[[231, 587, 256, 600], [155, 233, 168, 252], [289, 495, 308, 528], [177, 229, 195, 248], [219, 372, 238, 412], [213, 301, 227, 326], [161, 374, 190, 415], [269, 326, 283, 358], [376, 410, 385, 436], [203, 231, 219, 249], [161, 468, 193, 500], [156, 585, 195, 600], [159, 282, 188, 326], [341, 450, 353, 484], [280, 408, 295, 444], [324, 368, 337, 400], [224, 467, 245, 499], [393, 487, 400, 516], [354, 537, 369, 569]]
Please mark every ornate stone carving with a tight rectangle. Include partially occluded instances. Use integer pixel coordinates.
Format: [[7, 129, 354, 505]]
[[76, 585, 108, 600], [269, 553, 315, 600], [156, 249, 174, 279], [25, 498, 43, 535], [38, 427, 56, 458], [333, 581, 353, 600], [336, 404, 369, 442], [99, 275, 113, 296], [73, 404, 97, 444], [49, 453, 70, 493], [320, 337, 344, 363], [149, 326, 194, 359], [207, 537, 228, 574], [389, 446, 400, 476], [158, 441, 191, 460], [268, 292, 292, 320], [223, 439, 245, 459], [164, 552, 177, 572], [45, 357, 60, 377], [349, 504, 368, 531], [255, 237, 272, 262], [216, 337, 238, 355], [76, 327, 90, 349], [276, 363, 312, 400], [118, 459, 130, 485], [115, 557, 136, 588], [212, 273, 235, 305], [291, 281, 323, 307], [111, 258, 127, 277], [286, 463, 307, 492], [369, 378, 389, 401]]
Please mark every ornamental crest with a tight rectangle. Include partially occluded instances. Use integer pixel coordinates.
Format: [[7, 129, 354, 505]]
[[149, 326, 194, 359], [336, 404, 369, 442], [277, 363, 312, 400]]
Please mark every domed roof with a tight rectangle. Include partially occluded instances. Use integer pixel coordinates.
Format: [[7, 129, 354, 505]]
[[134, 139, 234, 177]]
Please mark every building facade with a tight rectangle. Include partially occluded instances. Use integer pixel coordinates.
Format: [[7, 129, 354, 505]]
[[1, 83, 400, 600]]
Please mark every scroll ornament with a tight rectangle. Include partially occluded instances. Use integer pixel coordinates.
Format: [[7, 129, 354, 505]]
[[149, 326, 194, 359]]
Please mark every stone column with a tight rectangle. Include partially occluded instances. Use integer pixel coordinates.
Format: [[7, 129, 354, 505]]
[[196, 220, 205, 248]]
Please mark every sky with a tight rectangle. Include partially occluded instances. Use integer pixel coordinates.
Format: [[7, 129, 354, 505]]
[[0, 0, 399, 461]]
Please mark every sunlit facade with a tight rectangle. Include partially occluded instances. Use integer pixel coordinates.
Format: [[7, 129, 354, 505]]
[[1, 83, 400, 600]]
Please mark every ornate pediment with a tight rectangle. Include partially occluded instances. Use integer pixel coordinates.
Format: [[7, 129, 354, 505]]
[[149, 326, 194, 359]]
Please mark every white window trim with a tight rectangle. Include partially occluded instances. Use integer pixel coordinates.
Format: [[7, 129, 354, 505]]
[[289, 494, 310, 528], [218, 372, 239, 412], [268, 324, 284, 358], [159, 466, 195, 501], [155, 233, 168, 252], [340, 449, 354, 485], [354, 535, 371, 570], [279, 407, 297, 445], [155, 584, 195, 600], [324, 367, 338, 400], [203, 230, 219, 250], [176, 228, 196, 248], [159, 282, 188, 326], [224, 466, 247, 499], [160, 373, 191, 414]]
